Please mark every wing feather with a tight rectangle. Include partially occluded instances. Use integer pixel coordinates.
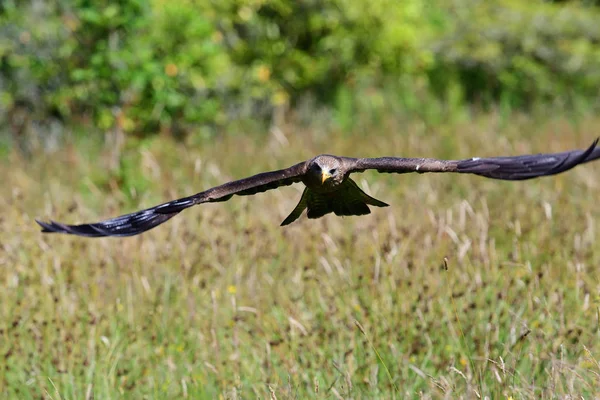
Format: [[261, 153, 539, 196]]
[[346, 156, 457, 174], [456, 139, 599, 180], [347, 139, 600, 181], [37, 161, 308, 237]]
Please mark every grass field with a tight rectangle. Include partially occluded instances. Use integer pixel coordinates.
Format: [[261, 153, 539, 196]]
[[2, 112, 600, 399]]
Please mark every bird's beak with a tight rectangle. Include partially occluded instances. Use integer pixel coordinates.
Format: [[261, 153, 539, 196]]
[[321, 171, 332, 184]]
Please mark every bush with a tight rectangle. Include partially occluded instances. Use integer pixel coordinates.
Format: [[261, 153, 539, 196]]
[[1, 0, 236, 138], [2, 0, 600, 145], [428, 0, 600, 108], [219, 0, 434, 100], [1, 0, 436, 139]]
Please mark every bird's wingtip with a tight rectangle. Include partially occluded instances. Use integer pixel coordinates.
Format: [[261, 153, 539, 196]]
[[36, 219, 57, 233]]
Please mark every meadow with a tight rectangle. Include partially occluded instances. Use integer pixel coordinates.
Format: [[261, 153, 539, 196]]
[[2, 112, 600, 399]]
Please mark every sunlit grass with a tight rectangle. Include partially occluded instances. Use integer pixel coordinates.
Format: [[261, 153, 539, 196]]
[[1, 112, 599, 398]]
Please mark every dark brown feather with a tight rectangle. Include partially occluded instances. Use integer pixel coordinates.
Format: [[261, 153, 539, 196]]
[[347, 138, 600, 180], [455, 138, 599, 180], [37, 161, 308, 237]]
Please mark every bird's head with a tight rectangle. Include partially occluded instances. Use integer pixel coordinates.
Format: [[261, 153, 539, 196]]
[[307, 155, 344, 189]]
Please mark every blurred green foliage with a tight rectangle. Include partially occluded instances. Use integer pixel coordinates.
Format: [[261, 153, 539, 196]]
[[430, 0, 600, 108], [1, 0, 600, 141]]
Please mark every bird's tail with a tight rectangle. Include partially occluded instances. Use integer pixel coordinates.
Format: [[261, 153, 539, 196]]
[[280, 179, 388, 226], [329, 178, 389, 217]]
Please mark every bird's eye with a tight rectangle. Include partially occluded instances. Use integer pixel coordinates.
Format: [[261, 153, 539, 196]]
[[330, 168, 337, 174]]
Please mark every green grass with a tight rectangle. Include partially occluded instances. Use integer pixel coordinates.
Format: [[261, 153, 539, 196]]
[[2, 112, 600, 399]]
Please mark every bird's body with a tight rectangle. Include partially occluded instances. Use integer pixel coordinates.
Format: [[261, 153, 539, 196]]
[[285, 154, 389, 226], [37, 139, 600, 237]]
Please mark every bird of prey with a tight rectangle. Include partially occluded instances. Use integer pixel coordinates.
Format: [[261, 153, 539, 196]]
[[37, 139, 600, 237]]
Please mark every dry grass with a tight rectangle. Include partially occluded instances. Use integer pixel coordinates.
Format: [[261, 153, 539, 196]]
[[2, 112, 600, 399]]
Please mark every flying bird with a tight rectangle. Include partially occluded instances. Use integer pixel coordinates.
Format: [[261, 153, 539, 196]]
[[37, 139, 600, 237]]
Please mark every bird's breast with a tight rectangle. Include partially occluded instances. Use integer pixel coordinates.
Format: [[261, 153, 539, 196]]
[[302, 176, 344, 194]]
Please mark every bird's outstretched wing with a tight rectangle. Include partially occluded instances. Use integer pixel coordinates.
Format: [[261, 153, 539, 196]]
[[36, 161, 308, 237], [346, 138, 600, 180]]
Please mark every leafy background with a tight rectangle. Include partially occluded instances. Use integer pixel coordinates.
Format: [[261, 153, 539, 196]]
[[3, 0, 600, 145]]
